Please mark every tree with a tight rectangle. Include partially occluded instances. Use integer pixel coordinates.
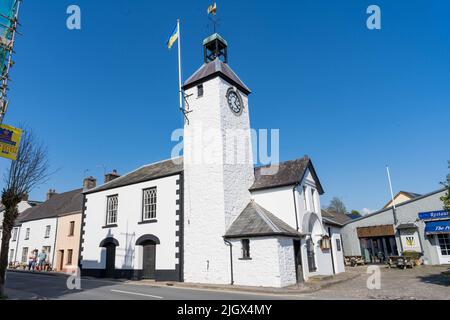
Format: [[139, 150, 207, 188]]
[[441, 161, 450, 211], [0, 129, 50, 296], [350, 210, 360, 216], [327, 197, 347, 214]]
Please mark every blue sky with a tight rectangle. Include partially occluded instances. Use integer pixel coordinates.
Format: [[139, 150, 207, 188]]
[[0, 0, 449, 213]]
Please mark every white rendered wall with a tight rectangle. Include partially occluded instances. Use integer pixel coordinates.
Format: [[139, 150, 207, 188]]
[[229, 237, 296, 288], [81, 173, 180, 272], [251, 186, 298, 229], [183, 76, 254, 285]]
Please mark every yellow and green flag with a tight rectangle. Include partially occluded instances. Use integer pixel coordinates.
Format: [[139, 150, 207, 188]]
[[167, 24, 179, 49]]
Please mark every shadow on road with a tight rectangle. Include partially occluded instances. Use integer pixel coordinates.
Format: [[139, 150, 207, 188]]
[[5, 271, 126, 300]]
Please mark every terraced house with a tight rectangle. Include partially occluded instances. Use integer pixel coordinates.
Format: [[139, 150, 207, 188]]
[[7, 178, 95, 270]]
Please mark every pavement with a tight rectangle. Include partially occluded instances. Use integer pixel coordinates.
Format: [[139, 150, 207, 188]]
[[4, 265, 450, 300]]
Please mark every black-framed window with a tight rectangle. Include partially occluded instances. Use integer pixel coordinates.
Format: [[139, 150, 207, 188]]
[[142, 187, 157, 221], [25, 228, 30, 240], [67, 249, 73, 265], [241, 239, 251, 259], [68, 221, 75, 236], [106, 195, 118, 225], [336, 238, 342, 251], [197, 84, 204, 97], [44, 225, 51, 238]]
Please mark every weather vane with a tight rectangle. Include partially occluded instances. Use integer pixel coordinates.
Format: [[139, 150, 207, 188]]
[[207, 1, 220, 33]]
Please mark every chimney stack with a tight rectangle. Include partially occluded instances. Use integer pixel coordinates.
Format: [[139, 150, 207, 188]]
[[104, 170, 120, 183], [83, 176, 97, 190], [46, 189, 57, 201]]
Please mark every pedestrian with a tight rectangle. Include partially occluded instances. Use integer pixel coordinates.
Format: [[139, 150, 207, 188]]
[[28, 249, 37, 271], [37, 249, 47, 271]]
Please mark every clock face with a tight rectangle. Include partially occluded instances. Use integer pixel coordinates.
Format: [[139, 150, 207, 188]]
[[226, 88, 243, 115]]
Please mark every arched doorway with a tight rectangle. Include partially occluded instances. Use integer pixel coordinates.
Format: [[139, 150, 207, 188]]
[[301, 212, 325, 273], [100, 237, 119, 278], [136, 235, 160, 279]]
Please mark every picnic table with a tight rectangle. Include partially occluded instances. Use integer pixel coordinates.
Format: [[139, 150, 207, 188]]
[[386, 256, 414, 269], [345, 256, 365, 267]]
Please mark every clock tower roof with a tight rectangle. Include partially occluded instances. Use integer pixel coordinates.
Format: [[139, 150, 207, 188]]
[[183, 58, 251, 95]]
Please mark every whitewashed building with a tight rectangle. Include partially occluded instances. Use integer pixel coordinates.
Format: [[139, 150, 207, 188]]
[[0, 197, 41, 260], [6, 186, 85, 267], [80, 33, 345, 287]]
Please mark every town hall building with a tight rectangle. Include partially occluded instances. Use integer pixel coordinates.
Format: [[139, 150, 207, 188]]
[[80, 33, 345, 287]]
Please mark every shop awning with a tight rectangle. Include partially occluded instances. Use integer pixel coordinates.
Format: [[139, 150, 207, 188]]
[[425, 220, 450, 235]]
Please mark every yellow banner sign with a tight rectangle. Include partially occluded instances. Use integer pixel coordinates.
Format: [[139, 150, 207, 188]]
[[0, 124, 22, 160]]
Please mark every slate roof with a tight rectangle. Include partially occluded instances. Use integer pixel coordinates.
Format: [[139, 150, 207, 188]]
[[321, 209, 352, 227], [17, 188, 83, 224], [225, 201, 301, 238], [85, 158, 183, 195], [182, 58, 251, 94], [250, 156, 324, 194]]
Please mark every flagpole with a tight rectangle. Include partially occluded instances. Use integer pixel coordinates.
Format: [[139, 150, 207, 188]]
[[177, 19, 184, 116], [386, 165, 398, 224]]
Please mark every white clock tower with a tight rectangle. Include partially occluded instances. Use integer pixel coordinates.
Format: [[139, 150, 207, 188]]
[[182, 33, 255, 284]]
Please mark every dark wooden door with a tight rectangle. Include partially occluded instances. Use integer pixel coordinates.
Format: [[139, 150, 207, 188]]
[[142, 244, 156, 279], [59, 250, 64, 271], [105, 244, 116, 278]]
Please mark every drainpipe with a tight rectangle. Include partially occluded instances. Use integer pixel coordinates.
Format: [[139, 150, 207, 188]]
[[292, 184, 300, 231], [223, 239, 234, 285]]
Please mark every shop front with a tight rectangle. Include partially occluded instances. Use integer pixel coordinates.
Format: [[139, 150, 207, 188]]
[[357, 225, 398, 263], [419, 210, 450, 265]]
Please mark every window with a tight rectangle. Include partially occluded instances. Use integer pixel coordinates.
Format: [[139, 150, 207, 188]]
[[106, 195, 118, 225], [438, 234, 450, 256], [336, 238, 342, 252], [67, 249, 73, 265], [311, 189, 317, 213], [197, 84, 204, 97], [303, 186, 308, 211], [9, 249, 14, 262], [68, 221, 75, 236], [44, 225, 51, 238], [12, 228, 18, 241], [241, 239, 251, 259], [21, 247, 28, 263], [25, 228, 30, 240], [142, 188, 157, 221]]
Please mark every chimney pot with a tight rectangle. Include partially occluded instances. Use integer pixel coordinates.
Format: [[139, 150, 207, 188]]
[[46, 189, 57, 201], [104, 170, 120, 183], [83, 176, 97, 190]]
